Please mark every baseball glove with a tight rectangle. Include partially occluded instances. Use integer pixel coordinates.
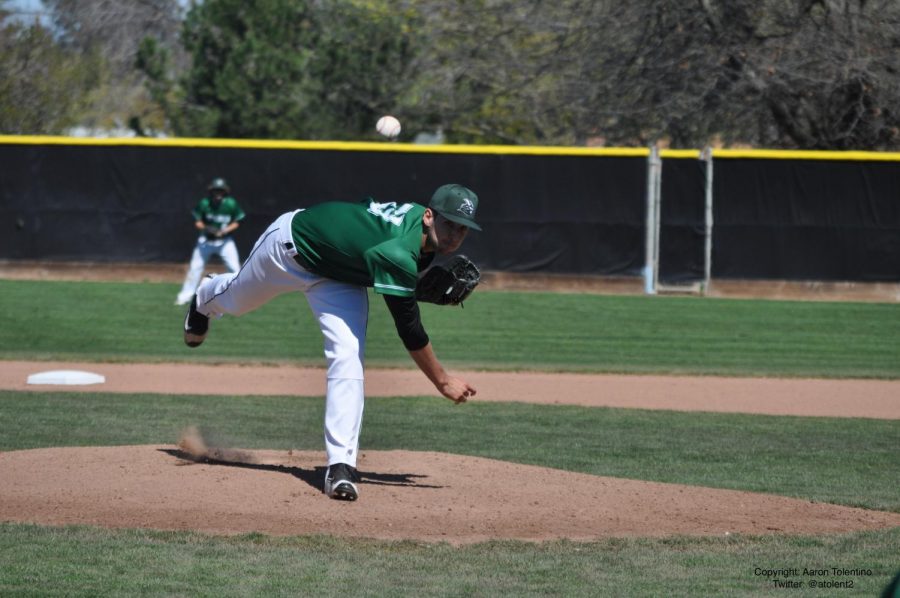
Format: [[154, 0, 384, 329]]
[[416, 255, 481, 307]]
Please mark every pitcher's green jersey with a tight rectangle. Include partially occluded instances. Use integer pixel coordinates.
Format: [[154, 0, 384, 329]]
[[290, 199, 427, 297]]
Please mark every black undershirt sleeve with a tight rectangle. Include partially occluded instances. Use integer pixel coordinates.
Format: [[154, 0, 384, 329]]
[[383, 293, 429, 351], [417, 252, 435, 271]]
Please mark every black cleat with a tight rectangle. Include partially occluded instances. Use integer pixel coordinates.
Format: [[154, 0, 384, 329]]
[[183, 295, 209, 348], [324, 463, 360, 501]]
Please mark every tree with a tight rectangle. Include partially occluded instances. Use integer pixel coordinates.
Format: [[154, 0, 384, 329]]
[[15, 0, 895, 148], [141, 0, 421, 140], [404, 1, 586, 145], [405, 0, 900, 150], [44, 0, 183, 76], [42, 0, 184, 134], [313, 1, 423, 138], [716, 0, 900, 149], [0, 11, 103, 134]]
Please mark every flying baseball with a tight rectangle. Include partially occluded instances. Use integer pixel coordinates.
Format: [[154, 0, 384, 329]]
[[376, 115, 401, 138]]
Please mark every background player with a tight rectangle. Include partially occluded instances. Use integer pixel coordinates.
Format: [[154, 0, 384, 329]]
[[182, 184, 481, 501], [174, 178, 246, 306]]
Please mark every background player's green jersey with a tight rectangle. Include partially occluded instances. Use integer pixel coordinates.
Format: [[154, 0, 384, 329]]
[[192, 196, 245, 236], [290, 199, 427, 297]]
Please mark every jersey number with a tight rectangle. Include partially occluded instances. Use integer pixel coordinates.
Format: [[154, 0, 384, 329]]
[[367, 201, 413, 226]]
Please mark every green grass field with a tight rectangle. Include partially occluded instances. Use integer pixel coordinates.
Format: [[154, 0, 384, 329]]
[[1, 279, 898, 596], [1, 279, 898, 377], [1, 525, 898, 597]]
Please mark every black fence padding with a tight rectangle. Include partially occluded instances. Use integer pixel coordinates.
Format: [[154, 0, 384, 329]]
[[713, 159, 900, 281], [658, 157, 707, 283], [0, 144, 648, 276], [2, 142, 898, 282]]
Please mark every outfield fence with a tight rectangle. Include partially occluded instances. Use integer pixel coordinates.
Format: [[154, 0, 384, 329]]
[[1, 136, 897, 289]]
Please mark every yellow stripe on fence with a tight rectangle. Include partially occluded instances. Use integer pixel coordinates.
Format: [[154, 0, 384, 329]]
[[3, 135, 900, 161], [0, 135, 649, 157]]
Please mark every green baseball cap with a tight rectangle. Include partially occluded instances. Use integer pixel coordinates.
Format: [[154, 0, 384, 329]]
[[429, 184, 482, 231]]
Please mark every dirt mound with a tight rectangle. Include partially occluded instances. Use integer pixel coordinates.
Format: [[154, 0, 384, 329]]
[[2, 445, 898, 544]]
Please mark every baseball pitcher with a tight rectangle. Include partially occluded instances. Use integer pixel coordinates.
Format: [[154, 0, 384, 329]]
[[182, 184, 482, 501], [174, 178, 246, 306]]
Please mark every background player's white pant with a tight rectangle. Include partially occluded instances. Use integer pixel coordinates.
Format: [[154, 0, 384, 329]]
[[195, 211, 368, 468], [175, 238, 241, 305]]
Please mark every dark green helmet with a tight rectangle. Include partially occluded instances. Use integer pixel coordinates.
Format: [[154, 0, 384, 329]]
[[208, 178, 230, 193]]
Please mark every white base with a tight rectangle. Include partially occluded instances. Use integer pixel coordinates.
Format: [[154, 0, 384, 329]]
[[27, 370, 106, 386]]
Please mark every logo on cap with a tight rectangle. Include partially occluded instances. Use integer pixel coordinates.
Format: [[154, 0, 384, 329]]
[[429, 183, 482, 231]]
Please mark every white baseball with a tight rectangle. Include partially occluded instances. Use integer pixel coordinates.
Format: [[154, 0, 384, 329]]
[[376, 115, 401, 138]]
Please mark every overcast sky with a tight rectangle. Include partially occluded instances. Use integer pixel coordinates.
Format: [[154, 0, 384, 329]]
[[4, 0, 192, 27], [3, 0, 50, 26], [3, 0, 193, 18], [5, 0, 43, 12]]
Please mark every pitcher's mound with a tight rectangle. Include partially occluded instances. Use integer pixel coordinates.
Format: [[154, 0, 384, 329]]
[[1, 446, 897, 543]]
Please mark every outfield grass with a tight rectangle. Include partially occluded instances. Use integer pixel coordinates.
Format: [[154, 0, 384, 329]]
[[1, 279, 898, 377]]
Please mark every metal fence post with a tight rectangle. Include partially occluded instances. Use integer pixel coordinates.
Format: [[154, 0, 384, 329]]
[[700, 146, 714, 295], [644, 145, 662, 295]]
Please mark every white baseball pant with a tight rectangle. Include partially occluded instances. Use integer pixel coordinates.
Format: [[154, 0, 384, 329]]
[[176, 237, 242, 305], [195, 210, 368, 468]]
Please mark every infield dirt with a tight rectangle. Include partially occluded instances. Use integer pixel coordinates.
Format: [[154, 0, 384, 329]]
[[2, 445, 899, 544]]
